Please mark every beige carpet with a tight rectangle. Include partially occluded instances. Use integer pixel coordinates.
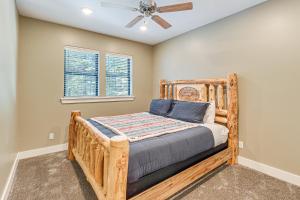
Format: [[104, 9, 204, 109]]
[[8, 151, 300, 200]]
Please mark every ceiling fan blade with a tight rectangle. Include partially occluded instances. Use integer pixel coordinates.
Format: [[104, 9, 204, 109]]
[[151, 15, 172, 29], [126, 15, 144, 28], [158, 2, 193, 13], [100, 1, 138, 12]]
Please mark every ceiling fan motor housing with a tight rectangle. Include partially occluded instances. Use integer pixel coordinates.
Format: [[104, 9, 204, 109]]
[[139, 1, 157, 17]]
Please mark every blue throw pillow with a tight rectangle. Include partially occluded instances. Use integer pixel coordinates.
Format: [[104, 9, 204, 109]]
[[167, 101, 209, 123], [149, 99, 173, 116]]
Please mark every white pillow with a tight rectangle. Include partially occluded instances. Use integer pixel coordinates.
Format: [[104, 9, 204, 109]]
[[203, 101, 215, 124], [201, 123, 229, 146]]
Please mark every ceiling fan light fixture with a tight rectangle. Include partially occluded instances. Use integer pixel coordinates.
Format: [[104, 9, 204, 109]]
[[140, 25, 147, 31], [82, 8, 93, 15], [140, 20, 148, 31]]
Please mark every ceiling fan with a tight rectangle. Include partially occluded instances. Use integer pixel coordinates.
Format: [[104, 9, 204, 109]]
[[100, 0, 193, 29]]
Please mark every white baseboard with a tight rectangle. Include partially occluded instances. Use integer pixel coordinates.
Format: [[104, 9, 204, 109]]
[[238, 156, 300, 187], [17, 143, 68, 160], [1, 154, 19, 200]]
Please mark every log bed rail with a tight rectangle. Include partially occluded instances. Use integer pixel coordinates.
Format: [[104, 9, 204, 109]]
[[67, 73, 238, 200]]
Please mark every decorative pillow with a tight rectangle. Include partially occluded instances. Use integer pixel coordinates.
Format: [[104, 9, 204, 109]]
[[167, 101, 209, 123], [203, 101, 216, 124], [149, 99, 173, 116]]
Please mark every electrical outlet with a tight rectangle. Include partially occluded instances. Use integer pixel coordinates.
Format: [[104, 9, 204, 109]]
[[239, 141, 244, 149], [49, 132, 55, 140]]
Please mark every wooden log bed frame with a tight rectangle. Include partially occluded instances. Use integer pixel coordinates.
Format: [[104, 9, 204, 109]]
[[67, 73, 238, 200]]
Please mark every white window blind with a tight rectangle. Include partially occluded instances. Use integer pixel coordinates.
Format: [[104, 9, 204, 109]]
[[106, 54, 132, 96], [64, 47, 99, 97]]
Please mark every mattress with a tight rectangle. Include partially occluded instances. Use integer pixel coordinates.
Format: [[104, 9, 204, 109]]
[[87, 113, 228, 196]]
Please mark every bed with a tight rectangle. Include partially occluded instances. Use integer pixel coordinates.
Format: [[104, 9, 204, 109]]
[[67, 73, 238, 200]]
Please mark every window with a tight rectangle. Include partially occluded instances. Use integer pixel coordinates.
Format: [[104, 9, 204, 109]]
[[64, 47, 99, 97], [106, 54, 132, 96], [62, 47, 134, 104]]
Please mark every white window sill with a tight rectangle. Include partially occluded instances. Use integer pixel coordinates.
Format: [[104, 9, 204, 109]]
[[61, 96, 135, 104]]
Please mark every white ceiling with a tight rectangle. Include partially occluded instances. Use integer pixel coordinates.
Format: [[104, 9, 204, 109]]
[[16, 0, 266, 45]]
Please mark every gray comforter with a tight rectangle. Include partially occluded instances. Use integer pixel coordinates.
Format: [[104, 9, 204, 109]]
[[88, 118, 214, 183]]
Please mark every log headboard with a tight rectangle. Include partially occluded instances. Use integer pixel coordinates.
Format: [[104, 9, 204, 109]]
[[159, 73, 238, 164]]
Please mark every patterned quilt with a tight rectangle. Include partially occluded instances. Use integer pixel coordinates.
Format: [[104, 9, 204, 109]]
[[90, 112, 200, 142]]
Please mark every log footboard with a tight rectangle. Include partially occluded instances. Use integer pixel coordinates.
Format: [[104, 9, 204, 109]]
[[68, 111, 129, 200]]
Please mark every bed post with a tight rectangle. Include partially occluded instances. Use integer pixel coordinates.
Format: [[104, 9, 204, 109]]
[[68, 110, 81, 160], [227, 73, 238, 165], [106, 135, 129, 200], [160, 80, 167, 99]]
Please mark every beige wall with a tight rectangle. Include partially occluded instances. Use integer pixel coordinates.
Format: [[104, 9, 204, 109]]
[[0, 0, 18, 195], [16, 0, 300, 177], [153, 0, 300, 175], [18, 17, 153, 151]]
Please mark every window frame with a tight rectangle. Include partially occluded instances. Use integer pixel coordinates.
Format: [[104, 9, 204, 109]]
[[105, 52, 133, 97], [61, 46, 135, 104], [63, 46, 100, 97]]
